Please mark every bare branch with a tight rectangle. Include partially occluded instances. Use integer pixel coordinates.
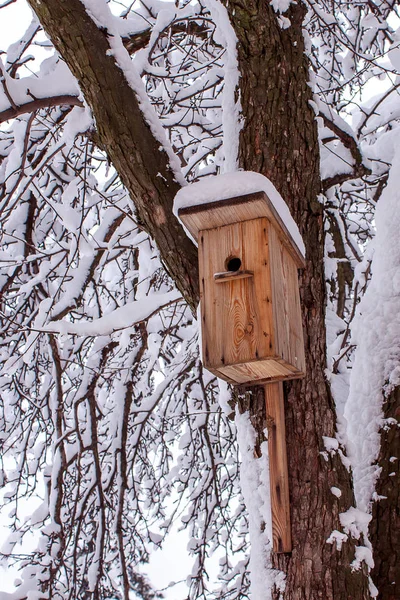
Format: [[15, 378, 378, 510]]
[[0, 94, 83, 123]]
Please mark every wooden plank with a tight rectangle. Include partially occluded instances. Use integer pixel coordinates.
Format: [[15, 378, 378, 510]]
[[269, 223, 290, 364], [264, 382, 292, 553], [199, 219, 275, 372], [179, 191, 305, 268], [214, 270, 254, 283], [218, 357, 303, 385], [269, 224, 306, 376], [285, 245, 306, 373]]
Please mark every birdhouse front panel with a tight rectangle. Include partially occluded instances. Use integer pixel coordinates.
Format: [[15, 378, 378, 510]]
[[199, 218, 275, 378]]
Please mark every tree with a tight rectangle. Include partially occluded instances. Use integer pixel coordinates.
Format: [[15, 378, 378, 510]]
[[0, 0, 398, 599]]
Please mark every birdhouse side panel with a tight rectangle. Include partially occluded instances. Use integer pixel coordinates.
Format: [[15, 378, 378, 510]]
[[268, 224, 306, 376], [199, 219, 275, 373]]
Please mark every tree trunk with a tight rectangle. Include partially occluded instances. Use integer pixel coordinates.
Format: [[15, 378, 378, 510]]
[[370, 386, 400, 599], [224, 2, 371, 598]]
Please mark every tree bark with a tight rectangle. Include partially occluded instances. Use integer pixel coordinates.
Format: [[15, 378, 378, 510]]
[[223, 2, 371, 598], [370, 386, 400, 599], [26, 0, 199, 313]]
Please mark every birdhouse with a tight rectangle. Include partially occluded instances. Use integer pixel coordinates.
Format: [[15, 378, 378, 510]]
[[178, 186, 306, 386]]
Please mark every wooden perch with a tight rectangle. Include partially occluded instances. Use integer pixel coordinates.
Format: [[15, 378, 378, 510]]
[[214, 269, 254, 283]]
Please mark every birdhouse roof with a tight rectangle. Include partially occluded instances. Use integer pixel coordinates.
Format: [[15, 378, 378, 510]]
[[178, 189, 305, 268]]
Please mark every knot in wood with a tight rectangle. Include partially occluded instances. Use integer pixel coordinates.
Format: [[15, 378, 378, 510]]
[[245, 322, 254, 334], [266, 414, 275, 433]]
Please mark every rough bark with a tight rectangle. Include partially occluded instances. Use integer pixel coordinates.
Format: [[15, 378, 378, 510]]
[[223, 2, 370, 598], [370, 387, 400, 600], [26, 0, 199, 313]]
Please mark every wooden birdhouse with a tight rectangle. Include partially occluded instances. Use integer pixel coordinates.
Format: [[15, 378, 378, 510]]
[[178, 187, 306, 386], [177, 174, 305, 553]]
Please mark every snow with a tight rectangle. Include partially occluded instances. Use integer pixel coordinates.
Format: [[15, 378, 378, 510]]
[[351, 545, 374, 570], [322, 436, 339, 453], [344, 138, 400, 513], [132, 7, 177, 77], [174, 171, 305, 257], [320, 139, 354, 181], [339, 506, 371, 540], [326, 530, 348, 551], [6, 17, 39, 66], [270, 0, 294, 15], [269, 0, 292, 29], [0, 55, 79, 115], [316, 103, 363, 182], [330, 486, 342, 498], [217, 379, 232, 416], [203, 1, 242, 173], [369, 578, 379, 598], [325, 303, 349, 424], [42, 291, 181, 336]]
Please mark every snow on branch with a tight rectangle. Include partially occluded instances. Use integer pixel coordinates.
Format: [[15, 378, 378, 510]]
[[41, 291, 181, 336], [0, 54, 80, 119], [80, 0, 185, 185], [0, 94, 82, 123]]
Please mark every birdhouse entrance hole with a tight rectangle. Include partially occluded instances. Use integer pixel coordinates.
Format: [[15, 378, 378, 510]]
[[226, 256, 241, 271]]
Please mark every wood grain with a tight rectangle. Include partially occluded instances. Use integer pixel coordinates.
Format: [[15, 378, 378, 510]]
[[269, 223, 306, 375], [264, 381, 292, 553], [214, 270, 254, 283], [217, 358, 304, 384], [198, 216, 305, 384], [199, 218, 275, 374]]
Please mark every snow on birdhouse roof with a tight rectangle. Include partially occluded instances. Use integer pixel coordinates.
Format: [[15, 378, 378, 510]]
[[175, 171, 305, 266]]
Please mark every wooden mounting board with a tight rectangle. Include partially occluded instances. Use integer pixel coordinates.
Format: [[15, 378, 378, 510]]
[[264, 381, 292, 553], [178, 191, 305, 268]]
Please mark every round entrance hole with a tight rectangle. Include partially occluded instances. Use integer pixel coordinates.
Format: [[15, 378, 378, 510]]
[[225, 256, 242, 272]]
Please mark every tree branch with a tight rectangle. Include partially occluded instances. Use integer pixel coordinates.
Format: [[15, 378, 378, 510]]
[[122, 20, 217, 55], [26, 0, 199, 312], [320, 112, 371, 191], [0, 94, 82, 123]]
